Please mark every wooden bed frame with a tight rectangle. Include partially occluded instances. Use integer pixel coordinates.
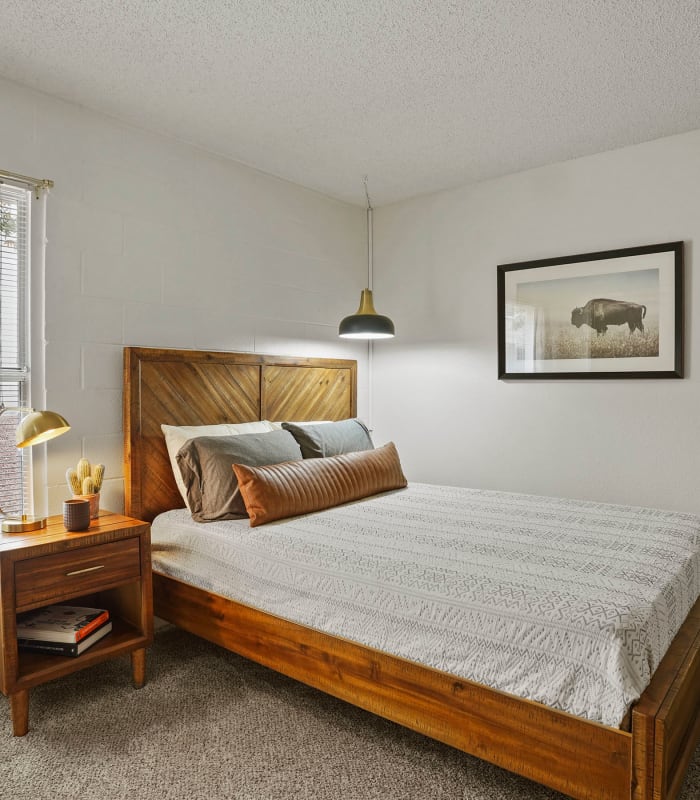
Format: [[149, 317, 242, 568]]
[[123, 346, 700, 800]]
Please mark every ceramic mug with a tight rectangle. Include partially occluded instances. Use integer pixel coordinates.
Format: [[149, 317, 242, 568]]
[[63, 498, 91, 531]]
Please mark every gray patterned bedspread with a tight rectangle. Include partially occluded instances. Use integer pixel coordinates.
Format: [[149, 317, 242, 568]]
[[151, 483, 700, 727]]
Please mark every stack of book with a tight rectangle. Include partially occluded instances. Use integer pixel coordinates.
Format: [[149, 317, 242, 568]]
[[16, 605, 112, 657]]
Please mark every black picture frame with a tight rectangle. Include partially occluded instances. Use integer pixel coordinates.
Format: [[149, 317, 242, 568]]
[[497, 241, 684, 379]]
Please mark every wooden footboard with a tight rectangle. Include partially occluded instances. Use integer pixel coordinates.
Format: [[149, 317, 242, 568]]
[[632, 598, 700, 800]]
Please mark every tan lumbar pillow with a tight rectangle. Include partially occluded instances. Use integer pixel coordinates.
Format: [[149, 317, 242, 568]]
[[233, 442, 407, 527]]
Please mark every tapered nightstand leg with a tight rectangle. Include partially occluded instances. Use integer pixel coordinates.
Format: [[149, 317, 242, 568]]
[[131, 648, 146, 688], [10, 690, 29, 736]]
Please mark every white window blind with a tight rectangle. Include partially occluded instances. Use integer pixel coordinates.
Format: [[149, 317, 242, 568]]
[[0, 182, 31, 515]]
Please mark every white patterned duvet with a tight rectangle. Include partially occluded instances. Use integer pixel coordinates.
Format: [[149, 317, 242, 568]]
[[150, 483, 700, 728]]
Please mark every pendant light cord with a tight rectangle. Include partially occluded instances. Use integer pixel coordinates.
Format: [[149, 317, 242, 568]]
[[364, 175, 373, 291], [364, 176, 374, 431]]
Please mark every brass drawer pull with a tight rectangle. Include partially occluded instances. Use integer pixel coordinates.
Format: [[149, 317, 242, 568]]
[[65, 564, 105, 577]]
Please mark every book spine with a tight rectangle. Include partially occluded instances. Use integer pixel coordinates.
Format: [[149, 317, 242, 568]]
[[18, 621, 112, 656], [74, 610, 110, 642], [17, 639, 81, 657]]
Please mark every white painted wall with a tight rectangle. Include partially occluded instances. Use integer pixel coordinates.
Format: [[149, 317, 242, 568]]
[[4, 75, 698, 517], [372, 129, 700, 514], [0, 77, 367, 516]]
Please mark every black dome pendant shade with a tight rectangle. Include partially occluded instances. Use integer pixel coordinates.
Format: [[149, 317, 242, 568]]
[[339, 289, 395, 339]]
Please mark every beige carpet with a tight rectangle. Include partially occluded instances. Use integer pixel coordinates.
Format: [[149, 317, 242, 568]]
[[2, 626, 698, 800]]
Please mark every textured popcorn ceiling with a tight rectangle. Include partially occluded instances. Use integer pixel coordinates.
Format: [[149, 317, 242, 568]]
[[1, 1, 699, 205]]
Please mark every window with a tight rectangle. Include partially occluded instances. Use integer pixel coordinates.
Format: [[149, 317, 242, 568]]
[[0, 183, 31, 515]]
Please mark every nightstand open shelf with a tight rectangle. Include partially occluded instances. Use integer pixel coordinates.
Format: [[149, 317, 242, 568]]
[[0, 512, 153, 735], [16, 617, 147, 688]]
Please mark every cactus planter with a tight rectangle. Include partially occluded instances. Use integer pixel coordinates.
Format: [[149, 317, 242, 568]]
[[65, 459, 104, 520], [73, 492, 100, 520]]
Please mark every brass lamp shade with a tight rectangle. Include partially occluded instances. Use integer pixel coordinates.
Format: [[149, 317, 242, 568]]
[[15, 410, 71, 448], [338, 289, 395, 339], [1, 407, 71, 533]]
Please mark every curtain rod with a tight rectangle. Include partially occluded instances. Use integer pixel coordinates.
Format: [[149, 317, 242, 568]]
[[0, 169, 54, 199]]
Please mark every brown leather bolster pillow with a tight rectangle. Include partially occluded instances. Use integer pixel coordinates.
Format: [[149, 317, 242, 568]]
[[232, 442, 407, 527]]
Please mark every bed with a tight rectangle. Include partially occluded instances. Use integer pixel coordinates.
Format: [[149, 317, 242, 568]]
[[123, 346, 700, 800]]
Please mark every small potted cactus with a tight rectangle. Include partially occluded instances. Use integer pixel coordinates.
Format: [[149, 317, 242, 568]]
[[66, 458, 104, 519]]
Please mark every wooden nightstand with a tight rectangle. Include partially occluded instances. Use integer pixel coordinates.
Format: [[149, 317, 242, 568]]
[[0, 512, 153, 736]]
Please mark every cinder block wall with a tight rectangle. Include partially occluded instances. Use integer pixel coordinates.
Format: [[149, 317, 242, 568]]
[[0, 77, 367, 515]]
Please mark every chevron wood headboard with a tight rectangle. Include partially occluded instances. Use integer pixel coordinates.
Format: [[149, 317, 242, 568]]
[[123, 347, 357, 522]]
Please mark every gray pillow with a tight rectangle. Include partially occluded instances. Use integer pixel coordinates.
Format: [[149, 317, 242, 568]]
[[281, 419, 374, 459], [176, 429, 302, 522]]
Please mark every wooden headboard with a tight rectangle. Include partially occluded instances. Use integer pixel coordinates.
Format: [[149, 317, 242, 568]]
[[123, 347, 357, 522]]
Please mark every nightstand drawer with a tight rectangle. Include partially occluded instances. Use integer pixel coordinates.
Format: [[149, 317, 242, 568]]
[[15, 538, 141, 610]]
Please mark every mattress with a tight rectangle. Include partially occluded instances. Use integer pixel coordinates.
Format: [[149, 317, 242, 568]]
[[150, 483, 700, 727]]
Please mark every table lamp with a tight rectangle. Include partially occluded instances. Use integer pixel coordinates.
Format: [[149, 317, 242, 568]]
[[0, 403, 70, 533]]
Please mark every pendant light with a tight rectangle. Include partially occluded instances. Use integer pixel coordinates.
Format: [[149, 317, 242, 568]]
[[339, 178, 395, 339]]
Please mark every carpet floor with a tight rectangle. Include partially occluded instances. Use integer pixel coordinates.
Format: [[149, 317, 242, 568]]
[[1, 626, 698, 800]]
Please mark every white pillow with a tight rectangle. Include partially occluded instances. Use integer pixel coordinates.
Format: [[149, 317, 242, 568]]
[[162, 421, 275, 507]]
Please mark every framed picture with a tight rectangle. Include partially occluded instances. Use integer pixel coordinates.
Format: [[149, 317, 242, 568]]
[[497, 241, 683, 379]]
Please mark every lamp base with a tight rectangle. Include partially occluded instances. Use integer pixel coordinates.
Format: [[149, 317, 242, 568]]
[[1, 515, 47, 533]]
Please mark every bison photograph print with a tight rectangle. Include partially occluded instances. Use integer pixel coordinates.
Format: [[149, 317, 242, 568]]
[[497, 241, 683, 379]]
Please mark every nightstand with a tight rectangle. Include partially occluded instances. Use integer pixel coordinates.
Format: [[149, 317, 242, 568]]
[[0, 512, 153, 736]]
